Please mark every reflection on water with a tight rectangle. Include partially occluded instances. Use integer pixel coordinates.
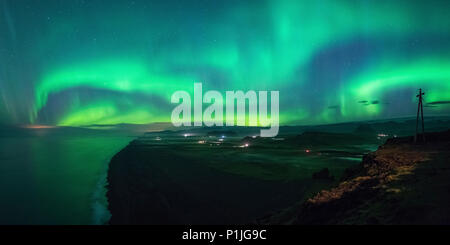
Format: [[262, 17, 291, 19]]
[[0, 128, 133, 224]]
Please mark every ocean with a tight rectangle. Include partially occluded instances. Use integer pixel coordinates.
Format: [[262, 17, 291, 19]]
[[0, 127, 134, 224]]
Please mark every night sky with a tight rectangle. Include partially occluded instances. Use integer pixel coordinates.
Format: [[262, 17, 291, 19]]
[[1, 0, 450, 126]]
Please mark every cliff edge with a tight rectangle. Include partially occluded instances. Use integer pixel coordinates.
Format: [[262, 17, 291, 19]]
[[260, 130, 450, 224]]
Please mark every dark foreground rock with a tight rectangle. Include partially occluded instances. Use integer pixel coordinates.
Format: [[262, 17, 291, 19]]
[[312, 168, 334, 181], [106, 138, 314, 225], [259, 130, 450, 225]]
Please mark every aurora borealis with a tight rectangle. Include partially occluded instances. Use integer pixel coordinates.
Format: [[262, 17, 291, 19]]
[[1, 0, 450, 127]]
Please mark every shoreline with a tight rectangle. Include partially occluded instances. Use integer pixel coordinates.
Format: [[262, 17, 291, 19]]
[[105, 130, 373, 224], [105, 122, 450, 224], [260, 130, 450, 224]]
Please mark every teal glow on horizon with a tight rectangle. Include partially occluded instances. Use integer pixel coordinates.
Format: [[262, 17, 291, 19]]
[[1, 0, 450, 126]]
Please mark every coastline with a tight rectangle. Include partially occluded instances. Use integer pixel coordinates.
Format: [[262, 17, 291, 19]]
[[105, 126, 450, 225], [105, 138, 318, 224], [260, 130, 450, 224]]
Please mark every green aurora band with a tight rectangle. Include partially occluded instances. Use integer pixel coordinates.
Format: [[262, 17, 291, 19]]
[[1, 0, 450, 126]]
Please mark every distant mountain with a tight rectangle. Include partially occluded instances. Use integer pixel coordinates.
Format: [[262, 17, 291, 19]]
[[353, 124, 376, 135], [83, 122, 178, 133]]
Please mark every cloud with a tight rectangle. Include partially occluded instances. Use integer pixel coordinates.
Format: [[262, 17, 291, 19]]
[[427, 101, 450, 105], [357, 100, 387, 106]]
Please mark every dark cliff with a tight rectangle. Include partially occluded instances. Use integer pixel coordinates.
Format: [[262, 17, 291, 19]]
[[259, 130, 450, 224]]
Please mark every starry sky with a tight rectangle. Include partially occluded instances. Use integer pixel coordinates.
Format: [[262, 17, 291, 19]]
[[1, 0, 450, 126]]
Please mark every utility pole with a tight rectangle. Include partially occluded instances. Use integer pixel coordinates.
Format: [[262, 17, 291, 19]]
[[414, 88, 425, 143]]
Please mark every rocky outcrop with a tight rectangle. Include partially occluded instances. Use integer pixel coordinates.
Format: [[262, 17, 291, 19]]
[[260, 130, 450, 225]]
